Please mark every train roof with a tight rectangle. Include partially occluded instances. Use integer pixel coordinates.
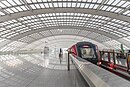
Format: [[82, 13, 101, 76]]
[[76, 42, 95, 45]]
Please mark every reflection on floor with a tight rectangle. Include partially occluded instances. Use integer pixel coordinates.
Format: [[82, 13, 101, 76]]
[[27, 69, 89, 87], [0, 52, 88, 87]]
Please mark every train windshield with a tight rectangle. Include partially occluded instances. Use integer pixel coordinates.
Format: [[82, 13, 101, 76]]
[[80, 47, 96, 59]]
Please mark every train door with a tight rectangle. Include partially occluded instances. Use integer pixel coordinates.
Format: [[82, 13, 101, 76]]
[[99, 51, 115, 69], [127, 53, 130, 73], [95, 45, 100, 61], [100, 51, 110, 66]]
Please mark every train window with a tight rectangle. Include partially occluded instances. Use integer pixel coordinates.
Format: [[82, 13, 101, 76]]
[[102, 53, 108, 61], [110, 54, 114, 62], [80, 47, 95, 58], [115, 53, 127, 67]]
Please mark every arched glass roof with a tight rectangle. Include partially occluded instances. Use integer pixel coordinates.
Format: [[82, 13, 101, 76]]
[[0, 0, 130, 51], [0, 0, 130, 16]]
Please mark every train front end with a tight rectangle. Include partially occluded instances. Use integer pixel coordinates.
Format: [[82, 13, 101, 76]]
[[69, 42, 99, 64]]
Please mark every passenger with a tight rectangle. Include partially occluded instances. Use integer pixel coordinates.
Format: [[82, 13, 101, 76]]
[[117, 50, 125, 59], [59, 48, 63, 64], [117, 50, 126, 65], [120, 50, 125, 59]]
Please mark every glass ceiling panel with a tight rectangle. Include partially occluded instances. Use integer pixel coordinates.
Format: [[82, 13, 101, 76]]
[[0, 11, 5, 16], [103, 40, 129, 50], [123, 36, 130, 43], [0, 12, 129, 45], [20, 35, 108, 50], [0, 0, 129, 17], [0, 12, 128, 40], [0, 41, 26, 52], [0, 0, 129, 50]]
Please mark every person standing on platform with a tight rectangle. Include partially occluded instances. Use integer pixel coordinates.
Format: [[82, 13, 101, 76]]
[[59, 48, 63, 64]]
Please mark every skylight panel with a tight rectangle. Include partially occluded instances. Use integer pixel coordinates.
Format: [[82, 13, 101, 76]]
[[0, 11, 5, 15], [63, 3, 67, 7], [102, 6, 108, 10], [113, 19, 119, 22], [77, 3, 81, 7], [126, 13, 130, 16], [11, 7, 18, 12], [97, 0, 102, 3], [89, 4, 94, 8], [44, 3, 49, 8], [73, 0, 77, 1], [114, 8, 122, 13], [58, 3, 62, 7], [93, 4, 99, 9], [20, 6, 28, 10], [2, 1, 11, 7], [110, 7, 117, 12], [81, 0, 87, 2], [12, 19, 17, 22], [0, 2, 6, 8], [117, 1, 126, 7], [49, 3, 53, 7], [80, 3, 85, 8], [123, 10, 130, 15], [111, 0, 120, 6], [6, 8, 14, 13], [121, 1, 130, 7], [37, 0, 42, 2], [29, 4, 36, 9], [88, 0, 92, 2], [35, 4, 40, 8], [39, 3, 45, 8], [13, 0, 22, 5], [0, 28, 6, 32], [53, 3, 58, 7], [32, 0, 37, 3], [27, 16, 32, 20], [8, 0, 16, 6], [37, 14, 42, 17], [122, 21, 127, 25], [68, 3, 71, 7], [106, 7, 112, 11], [107, 0, 114, 5]]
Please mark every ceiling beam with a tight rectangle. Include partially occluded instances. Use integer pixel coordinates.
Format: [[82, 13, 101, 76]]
[[23, 34, 104, 44], [0, 8, 130, 23], [10, 26, 119, 41], [22, 34, 108, 49]]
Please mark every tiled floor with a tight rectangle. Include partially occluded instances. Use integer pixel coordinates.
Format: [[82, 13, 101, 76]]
[[0, 53, 89, 87], [25, 53, 89, 87], [27, 68, 89, 87]]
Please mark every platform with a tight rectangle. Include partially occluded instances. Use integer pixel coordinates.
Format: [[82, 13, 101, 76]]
[[27, 53, 89, 87], [0, 53, 89, 87], [27, 68, 89, 87], [0, 52, 130, 87]]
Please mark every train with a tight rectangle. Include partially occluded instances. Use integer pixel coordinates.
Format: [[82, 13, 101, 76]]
[[69, 41, 130, 75], [69, 42, 100, 64]]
